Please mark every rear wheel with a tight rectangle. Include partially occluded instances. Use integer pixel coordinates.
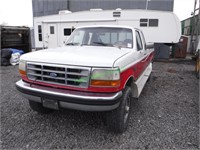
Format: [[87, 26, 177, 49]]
[[29, 100, 54, 114], [106, 86, 132, 133]]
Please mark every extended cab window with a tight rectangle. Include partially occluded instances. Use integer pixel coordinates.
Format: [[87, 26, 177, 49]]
[[66, 27, 133, 48], [135, 31, 143, 50]]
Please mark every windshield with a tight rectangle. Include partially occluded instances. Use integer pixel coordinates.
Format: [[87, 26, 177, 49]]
[[66, 27, 133, 48]]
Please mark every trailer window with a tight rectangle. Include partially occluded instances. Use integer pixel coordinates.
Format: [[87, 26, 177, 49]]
[[38, 25, 42, 41], [149, 19, 158, 27], [64, 28, 71, 36], [50, 26, 54, 34], [140, 19, 148, 27], [140, 18, 159, 27]]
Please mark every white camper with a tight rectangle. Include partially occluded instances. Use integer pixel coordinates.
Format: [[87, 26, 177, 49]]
[[34, 9, 181, 49]]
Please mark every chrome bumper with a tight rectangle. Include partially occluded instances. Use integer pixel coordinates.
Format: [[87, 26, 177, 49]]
[[16, 80, 122, 111]]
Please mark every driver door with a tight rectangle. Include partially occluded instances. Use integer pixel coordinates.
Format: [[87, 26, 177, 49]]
[[135, 30, 147, 77]]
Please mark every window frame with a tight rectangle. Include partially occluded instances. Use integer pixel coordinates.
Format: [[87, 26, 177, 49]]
[[135, 30, 143, 51]]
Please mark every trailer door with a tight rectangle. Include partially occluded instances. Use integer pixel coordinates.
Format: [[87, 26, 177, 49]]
[[47, 24, 58, 48]]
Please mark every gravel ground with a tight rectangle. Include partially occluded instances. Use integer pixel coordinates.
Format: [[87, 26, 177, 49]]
[[0, 61, 199, 149]]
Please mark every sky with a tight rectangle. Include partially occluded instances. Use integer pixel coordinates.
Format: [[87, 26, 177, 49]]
[[0, 0, 198, 27]]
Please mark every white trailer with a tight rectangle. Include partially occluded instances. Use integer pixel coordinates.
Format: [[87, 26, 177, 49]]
[[34, 9, 181, 49]]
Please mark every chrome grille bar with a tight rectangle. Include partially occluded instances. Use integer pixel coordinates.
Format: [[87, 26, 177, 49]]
[[26, 62, 91, 88]]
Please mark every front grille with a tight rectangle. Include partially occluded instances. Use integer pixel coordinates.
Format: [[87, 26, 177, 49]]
[[26, 62, 91, 88]]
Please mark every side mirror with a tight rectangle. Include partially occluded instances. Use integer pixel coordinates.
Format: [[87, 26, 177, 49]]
[[146, 43, 154, 49]]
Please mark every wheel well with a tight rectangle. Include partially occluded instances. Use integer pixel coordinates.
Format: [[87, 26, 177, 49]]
[[125, 77, 133, 87], [125, 76, 138, 98]]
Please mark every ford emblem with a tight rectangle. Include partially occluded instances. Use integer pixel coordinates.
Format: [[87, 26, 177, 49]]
[[49, 72, 57, 78]]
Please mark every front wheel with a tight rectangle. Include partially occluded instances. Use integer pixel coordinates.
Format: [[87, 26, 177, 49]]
[[106, 86, 132, 133]]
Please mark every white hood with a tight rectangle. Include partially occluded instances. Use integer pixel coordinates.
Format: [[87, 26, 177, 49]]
[[21, 46, 131, 67]]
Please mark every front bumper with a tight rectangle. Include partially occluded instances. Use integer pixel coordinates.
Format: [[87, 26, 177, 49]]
[[16, 80, 122, 111]]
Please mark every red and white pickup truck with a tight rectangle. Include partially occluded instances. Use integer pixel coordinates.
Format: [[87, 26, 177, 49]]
[[16, 25, 154, 133]]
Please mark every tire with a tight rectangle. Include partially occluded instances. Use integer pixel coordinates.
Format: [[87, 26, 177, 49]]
[[1, 58, 10, 66], [29, 100, 54, 114], [106, 86, 132, 133], [1, 49, 12, 59]]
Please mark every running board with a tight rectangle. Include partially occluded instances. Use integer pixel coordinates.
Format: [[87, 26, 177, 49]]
[[132, 63, 152, 98]]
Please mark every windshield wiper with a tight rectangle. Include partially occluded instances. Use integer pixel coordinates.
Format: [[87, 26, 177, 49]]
[[66, 42, 79, 46], [92, 42, 113, 47]]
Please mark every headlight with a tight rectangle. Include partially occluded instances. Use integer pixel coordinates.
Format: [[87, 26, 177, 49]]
[[19, 60, 26, 76], [90, 68, 120, 87]]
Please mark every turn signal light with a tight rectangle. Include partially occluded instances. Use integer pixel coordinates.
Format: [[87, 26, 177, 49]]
[[91, 80, 120, 87], [19, 70, 26, 76]]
